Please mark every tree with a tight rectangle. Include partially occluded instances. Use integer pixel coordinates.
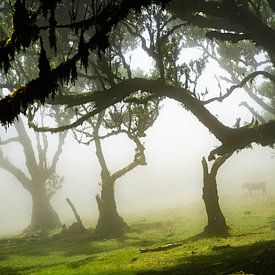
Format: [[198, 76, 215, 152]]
[[201, 153, 232, 236], [0, 108, 66, 232], [89, 102, 157, 237], [68, 90, 159, 237], [20, 12, 161, 237]]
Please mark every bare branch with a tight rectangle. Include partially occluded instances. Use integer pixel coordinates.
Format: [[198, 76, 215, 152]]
[[45, 78, 230, 142], [14, 117, 38, 176], [206, 31, 249, 43], [0, 151, 31, 190], [209, 120, 275, 160], [29, 110, 98, 133], [203, 71, 275, 105], [49, 132, 66, 174], [0, 137, 19, 145], [201, 157, 208, 177], [211, 153, 233, 176], [239, 101, 266, 124], [111, 135, 146, 181], [93, 112, 110, 176]]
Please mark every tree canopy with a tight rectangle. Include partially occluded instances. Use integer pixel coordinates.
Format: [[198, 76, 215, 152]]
[[1, 0, 275, 159]]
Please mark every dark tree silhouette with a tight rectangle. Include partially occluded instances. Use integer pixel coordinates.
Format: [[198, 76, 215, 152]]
[[201, 154, 232, 236], [70, 97, 159, 237]]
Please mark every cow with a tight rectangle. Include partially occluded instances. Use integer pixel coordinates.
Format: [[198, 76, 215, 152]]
[[242, 181, 267, 196]]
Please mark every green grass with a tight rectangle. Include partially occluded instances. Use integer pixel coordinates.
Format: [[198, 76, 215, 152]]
[[0, 196, 275, 274]]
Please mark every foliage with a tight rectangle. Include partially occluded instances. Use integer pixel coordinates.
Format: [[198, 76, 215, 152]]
[[0, 0, 274, 159]]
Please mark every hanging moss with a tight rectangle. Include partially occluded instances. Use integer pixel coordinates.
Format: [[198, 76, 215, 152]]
[[11, 0, 39, 51], [0, 38, 14, 73], [78, 32, 89, 71], [39, 38, 51, 78], [0, 0, 172, 126], [0, 0, 39, 73], [49, 9, 57, 51]]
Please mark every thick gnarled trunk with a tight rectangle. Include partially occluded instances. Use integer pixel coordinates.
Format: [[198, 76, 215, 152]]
[[95, 180, 127, 238], [202, 173, 228, 235], [202, 155, 231, 236], [25, 185, 61, 232]]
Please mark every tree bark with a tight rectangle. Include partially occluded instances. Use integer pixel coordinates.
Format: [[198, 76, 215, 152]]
[[66, 198, 86, 232], [201, 156, 230, 236], [25, 184, 61, 232], [94, 178, 128, 238]]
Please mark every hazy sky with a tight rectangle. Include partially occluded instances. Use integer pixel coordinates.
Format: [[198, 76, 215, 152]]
[[0, 49, 274, 237]]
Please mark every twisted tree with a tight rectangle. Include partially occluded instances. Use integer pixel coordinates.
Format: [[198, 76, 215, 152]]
[[201, 153, 232, 236], [63, 92, 159, 237], [0, 109, 66, 232]]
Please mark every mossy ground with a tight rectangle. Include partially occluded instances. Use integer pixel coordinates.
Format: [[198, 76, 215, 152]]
[[0, 195, 275, 274]]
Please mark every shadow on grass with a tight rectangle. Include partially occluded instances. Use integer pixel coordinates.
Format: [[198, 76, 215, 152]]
[[0, 228, 160, 259], [0, 225, 210, 261], [0, 252, 7, 261], [0, 255, 98, 274], [66, 255, 97, 269], [54, 221, 179, 257], [0, 237, 53, 257], [138, 240, 275, 275], [0, 266, 20, 275]]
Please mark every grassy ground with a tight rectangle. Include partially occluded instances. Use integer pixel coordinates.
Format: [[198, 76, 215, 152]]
[[0, 195, 275, 275]]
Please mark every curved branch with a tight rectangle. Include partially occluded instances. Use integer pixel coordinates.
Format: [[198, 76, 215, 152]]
[[111, 135, 146, 181], [203, 71, 275, 105], [0, 137, 19, 145], [239, 102, 265, 124], [14, 117, 38, 176], [211, 153, 233, 176], [201, 157, 209, 177], [29, 110, 98, 133], [206, 31, 249, 43], [209, 120, 275, 160], [41, 78, 232, 142], [30, 77, 275, 159], [93, 112, 110, 177], [184, 14, 243, 33], [49, 131, 66, 174], [202, 153, 232, 178], [0, 151, 31, 190]]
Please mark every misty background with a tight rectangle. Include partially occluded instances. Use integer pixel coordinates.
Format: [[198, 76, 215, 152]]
[[0, 47, 274, 237]]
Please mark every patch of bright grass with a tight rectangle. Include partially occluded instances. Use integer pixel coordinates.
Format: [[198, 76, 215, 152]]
[[0, 196, 274, 274]]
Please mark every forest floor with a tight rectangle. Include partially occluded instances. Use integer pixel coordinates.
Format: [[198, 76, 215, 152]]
[[0, 195, 275, 274]]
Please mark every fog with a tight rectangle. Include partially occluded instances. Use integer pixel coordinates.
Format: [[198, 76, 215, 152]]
[[0, 94, 274, 237], [0, 34, 274, 237]]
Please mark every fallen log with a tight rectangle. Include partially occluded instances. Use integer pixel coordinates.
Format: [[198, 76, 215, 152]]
[[140, 242, 183, 253]]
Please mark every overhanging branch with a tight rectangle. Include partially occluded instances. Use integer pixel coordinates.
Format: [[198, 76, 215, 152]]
[[34, 78, 232, 142], [203, 71, 275, 105]]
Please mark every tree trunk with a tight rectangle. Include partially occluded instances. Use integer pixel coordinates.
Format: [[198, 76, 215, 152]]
[[202, 157, 229, 236], [95, 179, 128, 238], [202, 174, 228, 235], [25, 185, 61, 232]]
